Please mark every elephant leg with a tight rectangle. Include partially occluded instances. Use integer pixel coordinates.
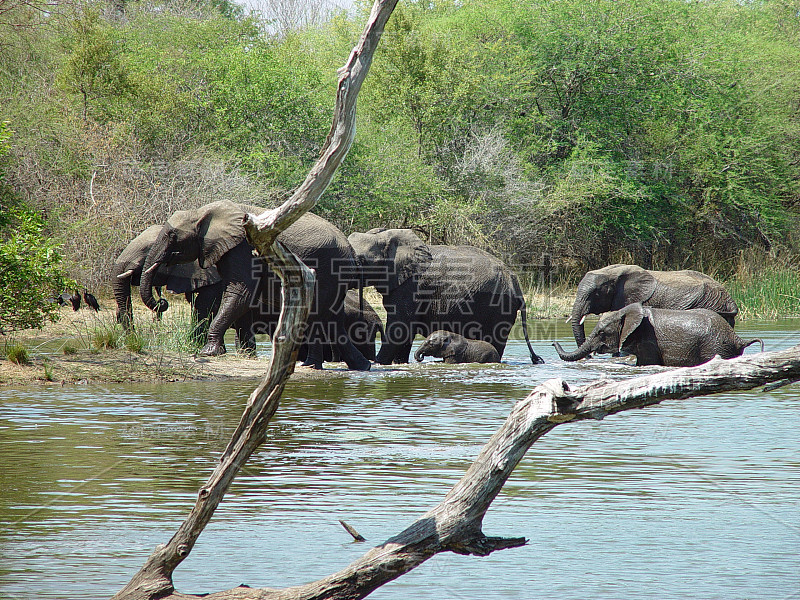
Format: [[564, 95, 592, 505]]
[[302, 339, 325, 369], [377, 318, 414, 364], [296, 342, 309, 364], [304, 311, 370, 371], [201, 280, 256, 356], [188, 285, 222, 347]]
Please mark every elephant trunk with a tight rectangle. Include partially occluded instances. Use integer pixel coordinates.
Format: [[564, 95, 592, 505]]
[[140, 232, 169, 315], [414, 342, 432, 362], [570, 295, 592, 346], [553, 339, 594, 362], [112, 262, 135, 331]]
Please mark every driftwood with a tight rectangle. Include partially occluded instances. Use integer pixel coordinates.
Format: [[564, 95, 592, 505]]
[[111, 1, 399, 599], [110, 1, 800, 599], [115, 345, 800, 600]]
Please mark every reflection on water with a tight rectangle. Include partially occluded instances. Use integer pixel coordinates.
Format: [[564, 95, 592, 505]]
[[1, 319, 798, 599]]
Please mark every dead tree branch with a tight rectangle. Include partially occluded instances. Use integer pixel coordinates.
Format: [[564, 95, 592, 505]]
[[110, 0, 800, 597], [111, 2, 398, 599], [141, 346, 800, 600]]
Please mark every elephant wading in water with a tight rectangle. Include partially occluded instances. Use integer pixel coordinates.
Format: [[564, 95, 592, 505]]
[[415, 330, 500, 364], [554, 303, 763, 367], [570, 264, 738, 346], [139, 201, 371, 371], [112, 225, 225, 340], [297, 290, 384, 363], [348, 228, 544, 365]]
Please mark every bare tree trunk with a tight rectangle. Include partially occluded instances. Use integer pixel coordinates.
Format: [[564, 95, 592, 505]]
[[110, 1, 800, 599], [111, 1, 398, 599], [121, 345, 800, 600]]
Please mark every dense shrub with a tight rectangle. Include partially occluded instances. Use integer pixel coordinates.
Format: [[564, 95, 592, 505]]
[[0, 0, 797, 297]]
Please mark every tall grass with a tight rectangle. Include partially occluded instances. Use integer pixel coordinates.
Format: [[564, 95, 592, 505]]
[[726, 258, 800, 320], [66, 301, 206, 355], [3, 340, 30, 365], [129, 302, 204, 354]]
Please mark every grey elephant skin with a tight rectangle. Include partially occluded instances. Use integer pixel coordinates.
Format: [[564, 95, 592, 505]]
[[554, 303, 763, 367], [296, 290, 384, 363], [139, 201, 370, 370], [348, 228, 543, 365], [570, 264, 738, 346], [112, 225, 224, 337], [415, 330, 501, 364]]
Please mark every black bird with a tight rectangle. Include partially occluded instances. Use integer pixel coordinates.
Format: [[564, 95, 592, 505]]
[[83, 289, 100, 312], [56, 292, 72, 307], [69, 290, 81, 311]]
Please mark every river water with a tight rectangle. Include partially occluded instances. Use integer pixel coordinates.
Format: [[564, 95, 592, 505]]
[[1, 319, 799, 600]]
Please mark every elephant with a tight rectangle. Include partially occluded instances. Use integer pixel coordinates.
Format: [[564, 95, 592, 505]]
[[112, 225, 225, 338], [554, 303, 763, 367], [347, 228, 544, 365], [414, 330, 500, 364], [139, 201, 371, 371], [569, 264, 739, 347], [297, 290, 384, 363]]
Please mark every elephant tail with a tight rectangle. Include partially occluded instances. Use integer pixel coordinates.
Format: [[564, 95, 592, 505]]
[[519, 297, 544, 365], [741, 337, 765, 353]]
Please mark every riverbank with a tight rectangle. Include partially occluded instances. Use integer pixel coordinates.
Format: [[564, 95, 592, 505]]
[[0, 286, 571, 387], [4, 273, 795, 388]]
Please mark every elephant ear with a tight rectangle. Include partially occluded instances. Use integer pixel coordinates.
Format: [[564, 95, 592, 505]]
[[164, 262, 222, 294], [438, 338, 455, 360], [195, 201, 249, 268], [390, 229, 432, 289], [619, 303, 646, 350], [615, 266, 657, 306]]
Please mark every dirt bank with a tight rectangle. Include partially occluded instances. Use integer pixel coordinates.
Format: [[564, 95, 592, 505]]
[[0, 288, 572, 387], [0, 307, 342, 387]]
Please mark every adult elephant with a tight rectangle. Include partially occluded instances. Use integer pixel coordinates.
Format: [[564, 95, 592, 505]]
[[139, 201, 371, 371], [112, 225, 224, 335], [297, 290, 384, 363], [554, 303, 762, 367], [570, 264, 738, 346], [347, 228, 544, 365]]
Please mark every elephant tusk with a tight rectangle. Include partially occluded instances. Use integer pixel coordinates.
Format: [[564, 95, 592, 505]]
[[565, 316, 571, 324], [144, 261, 162, 275], [579, 315, 586, 325], [116, 269, 135, 279]]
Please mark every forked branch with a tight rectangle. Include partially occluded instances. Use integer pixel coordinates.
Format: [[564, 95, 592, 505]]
[[145, 346, 800, 600], [111, 1, 399, 599]]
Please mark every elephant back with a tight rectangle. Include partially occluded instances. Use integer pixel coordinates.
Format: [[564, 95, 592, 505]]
[[234, 205, 358, 284], [279, 213, 359, 285], [426, 245, 522, 316], [649, 269, 737, 315]]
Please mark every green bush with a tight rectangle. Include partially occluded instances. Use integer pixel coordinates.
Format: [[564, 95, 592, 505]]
[[0, 122, 72, 333], [3, 341, 30, 365], [1, 0, 799, 294]]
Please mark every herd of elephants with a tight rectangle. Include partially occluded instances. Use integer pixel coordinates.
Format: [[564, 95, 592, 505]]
[[112, 200, 763, 371]]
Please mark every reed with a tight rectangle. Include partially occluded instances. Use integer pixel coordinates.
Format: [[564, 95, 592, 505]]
[[726, 267, 800, 320]]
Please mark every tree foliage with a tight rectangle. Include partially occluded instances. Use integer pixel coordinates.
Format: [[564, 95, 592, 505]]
[[0, 0, 798, 292], [0, 122, 71, 332]]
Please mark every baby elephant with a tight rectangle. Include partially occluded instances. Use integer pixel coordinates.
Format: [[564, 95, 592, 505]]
[[554, 303, 763, 367], [414, 330, 501, 364]]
